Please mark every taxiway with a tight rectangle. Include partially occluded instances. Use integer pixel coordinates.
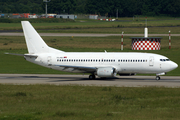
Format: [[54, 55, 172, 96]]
[[0, 74, 180, 87]]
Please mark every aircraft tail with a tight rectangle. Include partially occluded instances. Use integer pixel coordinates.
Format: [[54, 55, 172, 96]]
[[21, 21, 64, 54]]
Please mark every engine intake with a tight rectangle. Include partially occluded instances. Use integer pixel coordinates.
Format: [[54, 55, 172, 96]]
[[97, 67, 116, 77]]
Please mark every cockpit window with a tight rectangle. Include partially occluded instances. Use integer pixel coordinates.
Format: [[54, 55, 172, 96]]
[[160, 59, 170, 61]]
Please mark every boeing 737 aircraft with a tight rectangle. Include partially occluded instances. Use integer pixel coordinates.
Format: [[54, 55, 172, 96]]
[[7, 21, 178, 80]]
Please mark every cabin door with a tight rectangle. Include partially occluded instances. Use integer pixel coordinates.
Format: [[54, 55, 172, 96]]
[[149, 56, 154, 66]]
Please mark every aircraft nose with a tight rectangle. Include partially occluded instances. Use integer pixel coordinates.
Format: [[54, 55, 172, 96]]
[[171, 62, 178, 70]]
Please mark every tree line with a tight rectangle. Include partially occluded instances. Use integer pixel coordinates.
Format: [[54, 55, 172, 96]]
[[0, 0, 180, 17]]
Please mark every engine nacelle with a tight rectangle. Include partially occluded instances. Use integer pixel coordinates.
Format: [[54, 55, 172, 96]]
[[97, 67, 116, 77], [119, 73, 136, 76]]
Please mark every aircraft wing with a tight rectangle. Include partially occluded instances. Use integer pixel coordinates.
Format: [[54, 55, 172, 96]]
[[54, 64, 97, 73]]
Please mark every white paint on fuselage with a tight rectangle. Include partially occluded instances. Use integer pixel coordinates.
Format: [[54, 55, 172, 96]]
[[25, 52, 177, 74]]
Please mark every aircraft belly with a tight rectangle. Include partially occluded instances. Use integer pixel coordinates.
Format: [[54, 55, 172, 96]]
[[52, 66, 87, 73], [119, 63, 161, 74]]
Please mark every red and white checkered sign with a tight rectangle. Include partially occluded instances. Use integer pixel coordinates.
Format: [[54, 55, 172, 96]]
[[132, 38, 161, 50]]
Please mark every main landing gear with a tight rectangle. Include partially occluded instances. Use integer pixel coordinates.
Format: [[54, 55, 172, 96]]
[[156, 76, 160, 80], [89, 74, 95, 80]]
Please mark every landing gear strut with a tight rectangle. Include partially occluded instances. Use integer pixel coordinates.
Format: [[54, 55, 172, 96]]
[[89, 74, 95, 80], [156, 76, 160, 80]]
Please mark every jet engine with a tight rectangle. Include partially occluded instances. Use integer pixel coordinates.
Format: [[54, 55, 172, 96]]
[[96, 67, 116, 77]]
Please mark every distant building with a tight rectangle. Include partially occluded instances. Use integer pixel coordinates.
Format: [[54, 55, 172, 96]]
[[56, 15, 75, 20], [47, 14, 56, 18], [12, 13, 37, 18], [28, 15, 37, 18], [89, 15, 98, 19], [0, 14, 5, 18]]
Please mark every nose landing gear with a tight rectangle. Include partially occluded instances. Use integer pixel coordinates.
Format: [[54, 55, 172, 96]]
[[156, 76, 160, 80], [89, 74, 95, 80]]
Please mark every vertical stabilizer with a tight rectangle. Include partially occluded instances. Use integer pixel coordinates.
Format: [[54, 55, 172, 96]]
[[21, 21, 49, 54], [21, 21, 64, 54]]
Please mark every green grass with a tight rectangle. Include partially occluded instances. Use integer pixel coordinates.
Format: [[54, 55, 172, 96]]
[[0, 18, 180, 120], [0, 36, 179, 75], [0, 85, 180, 120], [1, 17, 180, 34], [37, 27, 180, 34]]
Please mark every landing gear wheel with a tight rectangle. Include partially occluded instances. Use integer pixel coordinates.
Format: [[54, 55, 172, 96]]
[[156, 76, 160, 80], [89, 75, 95, 80]]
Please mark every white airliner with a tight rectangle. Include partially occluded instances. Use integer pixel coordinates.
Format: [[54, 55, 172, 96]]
[[7, 21, 178, 80]]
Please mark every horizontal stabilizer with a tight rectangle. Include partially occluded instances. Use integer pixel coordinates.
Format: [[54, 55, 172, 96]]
[[5, 53, 24, 56], [5, 53, 38, 58], [24, 54, 38, 58]]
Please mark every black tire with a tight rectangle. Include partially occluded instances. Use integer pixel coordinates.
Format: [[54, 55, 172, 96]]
[[89, 75, 95, 80], [156, 76, 160, 80]]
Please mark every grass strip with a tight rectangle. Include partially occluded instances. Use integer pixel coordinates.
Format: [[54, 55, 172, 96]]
[[0, 18, 180, 33], [0, 85, 180, 120]]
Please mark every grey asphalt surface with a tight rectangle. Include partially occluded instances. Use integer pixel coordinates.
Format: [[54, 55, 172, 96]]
[[0, 74, 180, 87], [0, 33, 180, 37]]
